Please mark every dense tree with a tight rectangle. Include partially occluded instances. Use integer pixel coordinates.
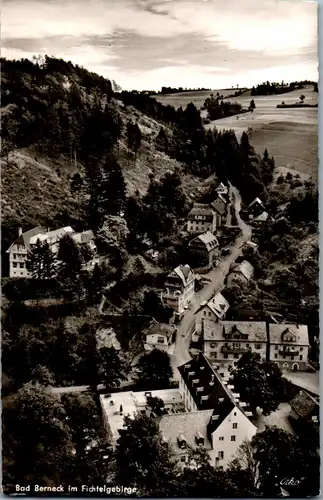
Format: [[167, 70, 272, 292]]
[[26, 240, 56, 279], [249, 99, 256, 110], [96, 215, 129, 266], [134, 348, 173, 389], [115, 413, 175, 495], [99, 346, 127, 389], [231, 351, 286, 415]]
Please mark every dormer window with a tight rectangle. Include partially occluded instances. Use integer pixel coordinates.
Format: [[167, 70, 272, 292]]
[[195, 431, 204, 446], [177, 433, 187, 449]]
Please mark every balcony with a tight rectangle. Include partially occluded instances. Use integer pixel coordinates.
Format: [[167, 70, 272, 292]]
[[279, 349, 299, 356], [221, 346, 250, 354]]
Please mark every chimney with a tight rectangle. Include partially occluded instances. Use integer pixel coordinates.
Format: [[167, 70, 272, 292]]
[[18, 227, 22, 236]]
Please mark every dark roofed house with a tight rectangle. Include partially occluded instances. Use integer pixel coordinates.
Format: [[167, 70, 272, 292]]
[[290, 390, 319, 423], [248, 197, 265, 218], [177, 353, 257, 469], [188, 231, 219, 270], [210, 197, 227, 227]]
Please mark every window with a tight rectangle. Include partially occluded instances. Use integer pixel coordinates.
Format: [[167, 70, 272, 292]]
[[219, 437, 224, 441], [275, 346, 278, 350], [180, 455, 186, 463], [232, 423, 237, 429], [224, 353, 228, 359], [213, 352, 217, 359], [300, 347, 303, 351], [218, 451, 224, 460], [157, 336, 165, 344], [234, 353, 239, 359], [283, 355, 286, 359], [231, 435, 236, 441], [246, 344, 249, 348], [13, 263, 17, 268], [300, 355, 303, 360], [19, 263, 24, 268], [255, 344, 261, 349], [13, 254, 17, 259], [274, 354, 277, 359], [233, 412, 237, 416]]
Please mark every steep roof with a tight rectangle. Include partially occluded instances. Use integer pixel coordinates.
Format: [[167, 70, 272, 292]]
[[188, 203, 215, 217], [189, 231, 219, 252], [248, 197, 264, 208], [72, 230, 95, 244], [268, 324, 309, 346], [211, 197, 226, 215], [215, 182, 228, 193], [222, 321, 267, 342], [169, 264, 195, 286], [159, 410, 213, 454], [7, 225, 46, 252], [229, 260, 254, 281], [290, 390, 319, 419], [205, 292, 230, 320]]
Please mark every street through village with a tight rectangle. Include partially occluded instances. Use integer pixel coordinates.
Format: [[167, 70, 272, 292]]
[[171, 184, 252, 379]]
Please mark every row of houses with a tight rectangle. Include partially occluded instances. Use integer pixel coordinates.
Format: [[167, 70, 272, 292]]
[[7, 225, 98, 278]]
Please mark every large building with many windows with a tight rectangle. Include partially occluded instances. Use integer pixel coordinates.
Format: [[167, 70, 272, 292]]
[[268, 324, 309, 371], [162, 264, 196, 315]]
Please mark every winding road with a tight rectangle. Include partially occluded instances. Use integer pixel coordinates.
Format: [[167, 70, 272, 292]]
[[171, 185, 252, 379]]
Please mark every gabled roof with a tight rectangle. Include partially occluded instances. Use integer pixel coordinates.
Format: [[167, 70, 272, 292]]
[[72, 230, 95, 244], [7, 225, 46, 252], [189, 231, 219, 252], [211, 197, 226, 215], [178, 353, 256, 434], [215, 182, 228, 193], [290, 390, 319, 419], [145, 321, 176, 340], [248, 197, 264, 208], [188, 203, 215, 217], [205, 292, 229, 320], [29, 226, 74, 245], [269, 324, 309, 346], [229, 260, 254, 281], [222, 321, 267, 342], [168, 264, 195, 287]]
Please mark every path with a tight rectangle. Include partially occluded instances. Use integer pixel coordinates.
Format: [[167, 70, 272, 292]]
[[171, 185, 252, 379]]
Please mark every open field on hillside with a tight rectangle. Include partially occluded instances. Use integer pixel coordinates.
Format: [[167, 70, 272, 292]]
[[152, 88, 244, 109], [155, 85, 317, 179]]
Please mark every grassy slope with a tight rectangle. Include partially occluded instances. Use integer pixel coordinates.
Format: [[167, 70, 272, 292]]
[[1, 100, 205, 234], [155, 86, 318, 179]]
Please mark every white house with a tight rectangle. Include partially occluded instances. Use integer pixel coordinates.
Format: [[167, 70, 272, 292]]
[[187, 204, 217, 235], [162, 264, 196, 315], [6, 226, 97, 278], [177, 353, 257, 469], [226, 260, 254, 287], [193, 293, 230, 342], [6, 226, 46, 278], [143, 321, 177, 352], [268, 324, 309, 371], [203, 320, 267, 368]]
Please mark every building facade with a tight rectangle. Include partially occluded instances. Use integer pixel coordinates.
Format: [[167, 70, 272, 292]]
[[203, 321, 267, 368], [178, 353, 257, 469], [187, 204, 217, 235], [143, 321, 177, 352], [162, 264, 196, 315], [188, 232, 219, 270], [226, 260, 254, 287], [268, 324, 309, 371]]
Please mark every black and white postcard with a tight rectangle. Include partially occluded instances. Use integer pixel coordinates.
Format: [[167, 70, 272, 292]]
[[1, 0, 319, 497]]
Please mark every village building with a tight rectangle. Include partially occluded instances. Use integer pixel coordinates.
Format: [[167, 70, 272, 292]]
[[268, 324, 309, 371], [193, 292, 230, 343], [6, 226, 46, 278], [100, 388, 185, 447], [177, 353, 257, 469], [226, 260, 254, 286], [143, 321, 177, 352], [162, 264, 196, 316], [188, 231, 219, 270], [215, 182, 229, 198], [248, 197, 265, 219], [289, 390, 319, 426], [187, 203, 217, 235], [202, 320, 267, 368], [210, 197, 227, 227], [6, 225, 97, 277]]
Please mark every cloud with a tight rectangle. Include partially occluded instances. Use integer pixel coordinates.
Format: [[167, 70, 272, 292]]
[[2, 0, 318, 90]]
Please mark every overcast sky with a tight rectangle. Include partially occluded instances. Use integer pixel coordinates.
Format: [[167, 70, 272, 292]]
[[2, 0, 318, 91]]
